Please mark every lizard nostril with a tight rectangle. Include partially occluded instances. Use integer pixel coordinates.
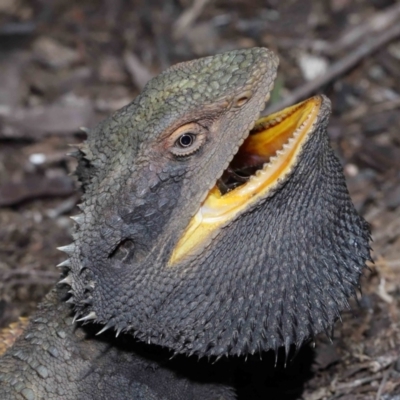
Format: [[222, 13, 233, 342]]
[[233, 90, 252, 108], [236, 96, 249, 107], [108, 239, 135, 263]]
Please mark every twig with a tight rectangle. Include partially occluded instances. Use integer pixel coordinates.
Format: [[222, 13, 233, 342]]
[[0, 22, 36, 36], [46, 195, 79, 219], [0, 268, 59, 289], [1, 278, 57, 287], [123, 51, 154, 90], [0, 269, 59, 280], [377, 278, 394, 304], [333, 372, 383, 391], [382, 259, 400, 269], [267, 22, 400, 114], [173, 0, 211, 40], [325, 2, 400, 57], [375, 363, 394, 400], [0, 175, 75, 207], [342, 98, 400, 123]]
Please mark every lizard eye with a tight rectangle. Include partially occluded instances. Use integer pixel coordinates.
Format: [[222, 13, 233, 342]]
[[177, 133, 195, 148], [169, 123, 206, 157]]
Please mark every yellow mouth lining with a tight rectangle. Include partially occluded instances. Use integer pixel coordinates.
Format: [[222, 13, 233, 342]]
[[168, 96, 322, 266]]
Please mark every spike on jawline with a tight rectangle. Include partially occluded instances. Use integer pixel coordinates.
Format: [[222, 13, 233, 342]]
[[76, 311, 97, 323], [57, 259, 71, 269], [211, 355, 222, 365], [57, 244, 75, 256], [80, 297, 93, 306], [58, 275, 72, 286], [115, 327, 123, 338], [323, 325, 334, 344], [72, 312, 81, 324], [84, 282, 95, 292], [290, 343, 302, 362], [70, 215, 84, 225], [284, 337, 291, 367], [66, 150, 80, 158], [274, 350, 278, 368], [96, 322, 114, 336]]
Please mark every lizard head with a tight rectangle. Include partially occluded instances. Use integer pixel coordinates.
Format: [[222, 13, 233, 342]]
[[59, 48, 371, 358]]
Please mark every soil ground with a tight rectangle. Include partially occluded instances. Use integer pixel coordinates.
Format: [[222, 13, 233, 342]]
[[0, 0, 400, 398]]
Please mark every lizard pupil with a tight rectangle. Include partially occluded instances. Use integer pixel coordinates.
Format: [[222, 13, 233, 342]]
[[178, 134, 194, 147]]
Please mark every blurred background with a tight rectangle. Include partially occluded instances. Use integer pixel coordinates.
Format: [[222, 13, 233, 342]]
[[0, 0, 400, 398]]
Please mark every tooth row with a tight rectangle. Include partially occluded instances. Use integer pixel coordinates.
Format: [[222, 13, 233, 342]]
[[249, 112, 312, 182], [256, 115, 285, 130], [253, 104, 302, 132]]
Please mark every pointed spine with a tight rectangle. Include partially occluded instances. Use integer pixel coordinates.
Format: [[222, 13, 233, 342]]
[[66, 150, 80, 158], [57, 244, 76, 256], [58, 275, 73, 286], [80, 297, 93, 306], [284, 336, 291, 368], [76, 311, 97, 322], [70, 214, 84, 225], [84, 281, 95, 291], [56, 259, 72, 269], [96, 321, 115, 336]]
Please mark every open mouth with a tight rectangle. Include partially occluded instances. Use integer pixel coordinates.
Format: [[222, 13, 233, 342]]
[[169, 96, 322, 265]]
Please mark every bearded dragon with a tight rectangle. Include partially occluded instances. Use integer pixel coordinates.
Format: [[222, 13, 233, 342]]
[[0, 47, 370, 399]]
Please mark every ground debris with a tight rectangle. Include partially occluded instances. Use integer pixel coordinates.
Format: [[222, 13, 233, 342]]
[[32, 37, 81, 69], [0, 100, 94, 139]]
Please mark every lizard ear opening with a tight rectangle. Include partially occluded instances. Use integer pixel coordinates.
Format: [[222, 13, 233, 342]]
[[108, 239, 135, 262]]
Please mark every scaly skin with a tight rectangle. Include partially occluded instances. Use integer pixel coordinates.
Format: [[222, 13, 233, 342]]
[[0, 47, 370, 398], [0, 288, 234, 399]]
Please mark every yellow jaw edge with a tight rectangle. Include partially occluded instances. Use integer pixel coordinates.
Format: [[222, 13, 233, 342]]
[[168, 96, 322, 266]]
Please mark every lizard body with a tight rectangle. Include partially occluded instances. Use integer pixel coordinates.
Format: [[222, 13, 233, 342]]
[[0, 288, 234, 399], [0, 47, 370, 399]]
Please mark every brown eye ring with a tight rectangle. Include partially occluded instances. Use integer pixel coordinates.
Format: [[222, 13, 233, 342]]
[[169, 123, 206, 157]]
